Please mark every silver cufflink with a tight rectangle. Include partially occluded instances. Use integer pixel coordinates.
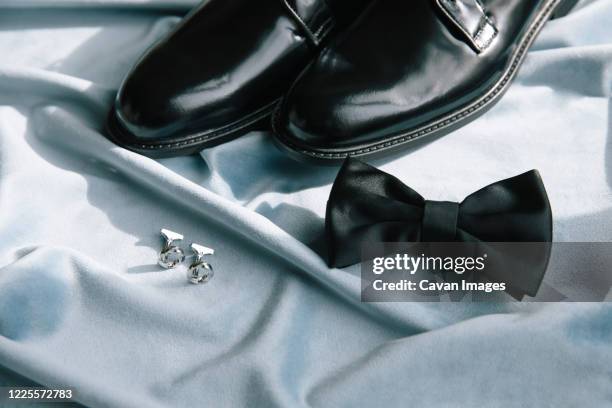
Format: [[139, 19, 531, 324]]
[[188, 243, 214, 284], [158, 229, 186, 269]]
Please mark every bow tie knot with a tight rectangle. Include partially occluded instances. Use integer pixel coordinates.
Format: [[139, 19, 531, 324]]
[[422, 200, 459, 242]]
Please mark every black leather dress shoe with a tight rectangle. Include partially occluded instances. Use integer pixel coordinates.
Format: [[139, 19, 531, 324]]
[[107, 0, 370, 157], [274, 0, 572, 162]]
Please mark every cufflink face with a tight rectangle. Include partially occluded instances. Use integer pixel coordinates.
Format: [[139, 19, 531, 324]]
[[158, 229, 186, 269], [188, 243, 214, 284]]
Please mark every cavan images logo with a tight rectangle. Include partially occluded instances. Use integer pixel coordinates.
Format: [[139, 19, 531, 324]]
[[369, 252, 508, 294]]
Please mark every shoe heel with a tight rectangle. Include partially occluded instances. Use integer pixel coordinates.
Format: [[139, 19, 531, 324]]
[[551, 0, 579, 19]]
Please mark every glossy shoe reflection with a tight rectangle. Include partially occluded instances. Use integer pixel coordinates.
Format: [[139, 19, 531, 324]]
[[274, 0, 571, 162], [107, 0, 371, 157]]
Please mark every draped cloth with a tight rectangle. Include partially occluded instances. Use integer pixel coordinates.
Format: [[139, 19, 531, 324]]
[[0, 1, 611, 407]]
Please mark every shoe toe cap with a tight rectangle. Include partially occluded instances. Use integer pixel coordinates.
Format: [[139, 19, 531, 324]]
[[111, 60, 191, 143], [280, 80, 364, 151], [280, 75, 406, 153]]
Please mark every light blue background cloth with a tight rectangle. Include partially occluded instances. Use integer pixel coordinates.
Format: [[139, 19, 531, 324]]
[[0, 1, 611, 407]]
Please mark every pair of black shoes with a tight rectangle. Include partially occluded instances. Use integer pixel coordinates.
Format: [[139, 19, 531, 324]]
[[107, 0, 575, 162]]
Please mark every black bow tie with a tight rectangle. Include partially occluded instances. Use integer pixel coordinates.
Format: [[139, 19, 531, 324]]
[[325, 159, 553, 296]]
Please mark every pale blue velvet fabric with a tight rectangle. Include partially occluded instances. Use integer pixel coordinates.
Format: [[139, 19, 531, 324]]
[[0, 1, 611, 407]]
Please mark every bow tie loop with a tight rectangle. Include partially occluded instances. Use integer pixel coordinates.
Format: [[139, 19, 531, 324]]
[[422, 200, 460, 242]]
